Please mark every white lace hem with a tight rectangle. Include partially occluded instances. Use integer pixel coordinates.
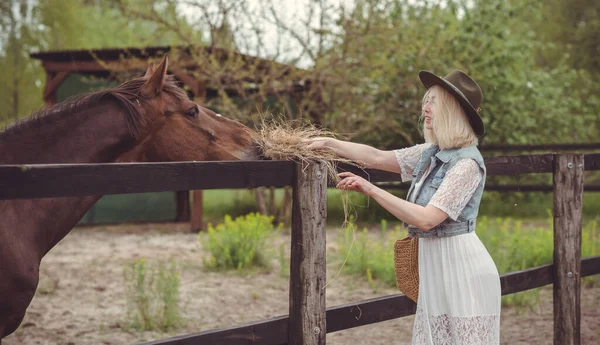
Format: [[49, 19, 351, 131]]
[[412, 308, 500, 345]]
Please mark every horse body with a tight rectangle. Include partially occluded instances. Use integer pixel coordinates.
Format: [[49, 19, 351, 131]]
[[0, 56, 260, 342]]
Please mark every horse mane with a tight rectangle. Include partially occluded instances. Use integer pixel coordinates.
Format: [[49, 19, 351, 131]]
[[0, 75, 188, 140]]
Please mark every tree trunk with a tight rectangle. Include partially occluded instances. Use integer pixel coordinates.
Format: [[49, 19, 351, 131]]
[[9, 7, 19, 122]]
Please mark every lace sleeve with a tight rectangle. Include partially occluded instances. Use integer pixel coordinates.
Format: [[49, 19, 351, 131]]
[[393, 143, 430, 182], [428, 159, 482, 221]]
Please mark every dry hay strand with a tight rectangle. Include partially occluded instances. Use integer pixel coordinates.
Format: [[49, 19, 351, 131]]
[[252, 116, 365, 288]]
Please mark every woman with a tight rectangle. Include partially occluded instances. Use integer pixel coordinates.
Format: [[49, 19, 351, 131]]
[[306, 70, 501, 344]]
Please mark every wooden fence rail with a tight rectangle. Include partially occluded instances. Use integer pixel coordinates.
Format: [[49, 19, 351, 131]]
[[373, 183, 600, 192], [479, 143, 600, 152], [4, 154, 600, 200], [1, 153, 599, 345], [136, 256, 600, 345]]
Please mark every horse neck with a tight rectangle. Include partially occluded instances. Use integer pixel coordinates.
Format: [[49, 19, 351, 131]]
[[0, 100, 141, 258], [0, 100, 137, 164]]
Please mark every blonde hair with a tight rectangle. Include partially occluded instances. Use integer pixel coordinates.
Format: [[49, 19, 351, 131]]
[[421, 85, 478, 149]]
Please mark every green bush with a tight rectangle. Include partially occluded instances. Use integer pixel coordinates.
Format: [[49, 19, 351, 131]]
[[200, 212, 281, 270], [122, 258, 184, 332]]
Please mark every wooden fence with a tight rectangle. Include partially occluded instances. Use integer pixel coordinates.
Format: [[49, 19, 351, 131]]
[[73, 143, 600, 228], [479, 143, 600, 152], [1, 153, 600, 345]]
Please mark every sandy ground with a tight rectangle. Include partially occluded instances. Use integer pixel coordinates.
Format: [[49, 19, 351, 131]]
[[3, 223, 599, 345]]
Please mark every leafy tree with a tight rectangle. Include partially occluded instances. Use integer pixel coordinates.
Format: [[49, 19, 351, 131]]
[[0, 0, 202, 127], [0, 1, 44, 126], [316, 0, 598, 147]]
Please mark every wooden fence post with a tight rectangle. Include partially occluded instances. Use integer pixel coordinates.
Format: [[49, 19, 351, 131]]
[[289, 161, 327, 345], [188, 78, 207, 232], [553, 154, 584, 345], [174, 191, 190, 222]]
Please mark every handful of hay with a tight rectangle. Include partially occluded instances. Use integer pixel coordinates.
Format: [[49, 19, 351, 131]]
[[252, 118, 359, 184]]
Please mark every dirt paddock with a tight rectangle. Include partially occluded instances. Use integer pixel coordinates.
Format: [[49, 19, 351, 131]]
[[4, 223, 599, 345]]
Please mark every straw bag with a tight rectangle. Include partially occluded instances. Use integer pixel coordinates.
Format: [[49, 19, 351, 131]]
[[393, 236, 419, 302]]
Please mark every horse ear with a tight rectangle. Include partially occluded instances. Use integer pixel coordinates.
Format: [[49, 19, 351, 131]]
[[143, 62, 156, 78], [140, 54, 168, 98]]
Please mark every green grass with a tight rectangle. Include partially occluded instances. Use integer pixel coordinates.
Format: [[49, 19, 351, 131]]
[[335, 216, 600, 307]]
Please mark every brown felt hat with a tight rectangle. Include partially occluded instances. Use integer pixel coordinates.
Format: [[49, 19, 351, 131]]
[[419, 70, 484, 136]]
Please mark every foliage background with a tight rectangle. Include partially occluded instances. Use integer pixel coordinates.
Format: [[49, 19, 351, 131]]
[[1, 0, 598, 143], [1, 0, 598, 224]]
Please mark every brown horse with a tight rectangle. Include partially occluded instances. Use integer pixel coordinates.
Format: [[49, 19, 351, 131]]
[[0, 55, 260, 342]]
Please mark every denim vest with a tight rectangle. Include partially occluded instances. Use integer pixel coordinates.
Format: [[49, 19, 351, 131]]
[[406, 145, 486, 238]]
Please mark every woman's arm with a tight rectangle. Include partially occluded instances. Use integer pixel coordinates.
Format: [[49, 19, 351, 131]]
[[306, 138, 400, 173], [336, 158, 483, 230], [337, 172, 448, 231], [306, 137, 434, 175], [367, 186, 449, 231]]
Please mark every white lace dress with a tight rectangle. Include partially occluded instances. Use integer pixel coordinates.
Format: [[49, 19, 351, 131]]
[[394, 144, 501, 345]]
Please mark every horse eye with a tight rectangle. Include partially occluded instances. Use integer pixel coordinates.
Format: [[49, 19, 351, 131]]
[[186, 106, 199, 118]]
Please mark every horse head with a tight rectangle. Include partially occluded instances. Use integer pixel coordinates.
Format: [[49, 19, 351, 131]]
[[120, 55, 261, 162]]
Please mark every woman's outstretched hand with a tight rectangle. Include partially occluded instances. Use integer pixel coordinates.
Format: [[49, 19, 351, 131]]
[[336, 172, 375, 196], [303, 137, 333, 151]]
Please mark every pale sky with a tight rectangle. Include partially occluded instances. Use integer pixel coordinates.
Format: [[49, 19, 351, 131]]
[[179, 0, 356, 67], [178, 0, 457, 67]]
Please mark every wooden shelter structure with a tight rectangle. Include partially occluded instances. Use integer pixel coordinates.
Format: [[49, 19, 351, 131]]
[[30, 45, 307, 231]]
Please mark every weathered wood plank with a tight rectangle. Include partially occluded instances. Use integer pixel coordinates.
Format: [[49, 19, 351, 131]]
[[138, 316, 289, 345], [0, 161, 294, 199], [485, 154, 554, 176], [174, 191, 190, 222], [500, 264, 553, 295], [3, 153, 596, 200], [43, 71, 69, 99], [585, 153, 600, 171], [41, 59, 154, 73], [325, 294, 416, 333], [553, 154, 584, 345], [372, 183, 600, 192], [134, 256, 600, 345], [289, 161, 327, 345], [480, 143, 600, 152], [337, 155, 554, 182], [581, 255, 600, 277], [191, 190, 204, 232]]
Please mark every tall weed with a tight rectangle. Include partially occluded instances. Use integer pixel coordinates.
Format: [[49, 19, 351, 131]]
[[337, 220, 405, 289], [122, 258, 184, 332]]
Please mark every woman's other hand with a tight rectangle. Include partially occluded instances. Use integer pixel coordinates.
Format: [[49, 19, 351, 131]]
[[336, 172, 375, 196]]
